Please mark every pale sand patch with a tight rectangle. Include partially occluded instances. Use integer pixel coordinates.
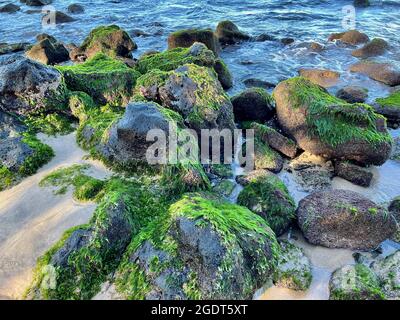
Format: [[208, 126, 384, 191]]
[[0, 132, 111, 299]]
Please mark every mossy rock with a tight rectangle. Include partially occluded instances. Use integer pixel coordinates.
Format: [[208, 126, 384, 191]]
[[273, 77, 392, 165], [371, 250, 400, 299], [26, 178, 165, 300], [237, 171, 296, 236], [330, 264, 385, 300], [168, 29, 220, 55], [209, 164, 233, 178], [273, 240, 312, 291], [215, 20, 251, 45], [57, 53, 141, 105], [80, 25, 137, 59], [136, 63, 235, 133], [68, 91, 96, 122], [212, 179, 236, 198], [374, 91, 400, 126], [352, 38, 389, 59], [115, 192, 280, 300], [136, 43, 233, 89]]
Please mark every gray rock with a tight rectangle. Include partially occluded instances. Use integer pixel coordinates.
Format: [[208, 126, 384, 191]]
[[336, 86, 368, 103], [67, 4, 84, 14], [215, 20, 251, 45], [371, 251, 400, 299], [334, 161, 373, 187], [350, 61, 400, 87], [0, 3, 20, 13], [26, 38, 70, 65], [25, 0, 53, 6], [297, 189, 397, 250], [0, 55, 65, 115]]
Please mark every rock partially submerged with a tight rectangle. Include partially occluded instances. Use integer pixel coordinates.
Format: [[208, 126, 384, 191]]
[[350, 61, 400, 86], [231, 88, 275, 122], [273, 77, 392, 166], [215, 20, 251, 45], [298, 68, 340, 88], [237, 170, 296, 236], [0, 3, 20, 13], [115, 192, 280, 300], [328, 30, 369, 45], [334, 161, 373, 187], [0, 55, 68, 115], [0, 42, 29, 55], [26, 36, 69, 65], [297, 189, 397, 250], [351, 38, 389, 59], [336, 86, 368, 103], [42, 11, 75, 25], [168, 29, 220, 55], [67, 4, 84, 14], [374, 91, 400, 126], [76, 25, 137, 60], [25, 0, 53, 6]]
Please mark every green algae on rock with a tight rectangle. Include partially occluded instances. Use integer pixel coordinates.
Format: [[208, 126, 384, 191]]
[[273, 77, 392, 166], [26, 178, 166, 300], [79, 25, 137, 59], [273, 240, 312, 291], [57, 53, 141, 105], [167, 29, 220, 55], [115, 192, 280, 300], [136, 43, 233, 89], [237, 171, 296, 236], [374, 91, 400, 126]]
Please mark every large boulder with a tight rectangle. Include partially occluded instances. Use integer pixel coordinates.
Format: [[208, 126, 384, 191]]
[[328, 30, 369, 45], [78, 25, 137, 60], [168, 29, 220, 55], [273, 77, 392, 166], [297, 190, 397, 250], [115, 192, 280, 300], [0, 55, 68, 115], [374, 91, 400, 126], [351, 38, 389, 59], [237, 170, 296, 236], [298, 68, 340, 88], [231, 88, 275, 122], [26, 37, 69, 65], [350, 61, 400, 86], [57, 53, 140, 105], [215, 20, 251, 45], [137, 42, 233, 89], [137, 64, 235, 133]]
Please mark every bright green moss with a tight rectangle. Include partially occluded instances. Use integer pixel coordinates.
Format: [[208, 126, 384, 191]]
[[209, 164, 233, 178], [279, 77, 392, 148], [376, 91, 400, 108], [135, 69, 169, 89], [237, 173, 296, 234], [136, 47, 215, 74], [81, 25, 121, 49], [68, 91, 96, 122], [39, 164, 105, 202], [24, 112, 74, 136], [212, 179, 236, 197], [0, 166, 14, 191], [18, 133, 54, 177], [57, 53, 140, 105]]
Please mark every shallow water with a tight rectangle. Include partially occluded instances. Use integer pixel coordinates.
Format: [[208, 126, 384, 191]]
[[1, 0, 400, 300]]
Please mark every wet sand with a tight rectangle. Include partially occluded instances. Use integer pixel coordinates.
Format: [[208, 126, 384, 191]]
[[0, 133, 110, 299]]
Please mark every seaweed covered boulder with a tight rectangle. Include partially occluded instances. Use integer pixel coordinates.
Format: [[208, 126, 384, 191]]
[[75, 25, 137, 60], [0, 111, 53, 191], [168, 29, 220, 55], [374, 91, 400, 126], [115, 192, 280, 300], [26, 37, 69, 65], [231, 88, 275, 122], [273, 240, 312, 291], [57, 53, 140, 105], [330, 264, 385, 300], [215, 20, 251, 45], [0, 55, 68, 115], [137, 64, 235, 133], [137, 42, 233, 89], [273, 77, 392, 166], [26, 178, 162, 300], [237, 170, 296, 236], [297, 189, 397, 250]]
